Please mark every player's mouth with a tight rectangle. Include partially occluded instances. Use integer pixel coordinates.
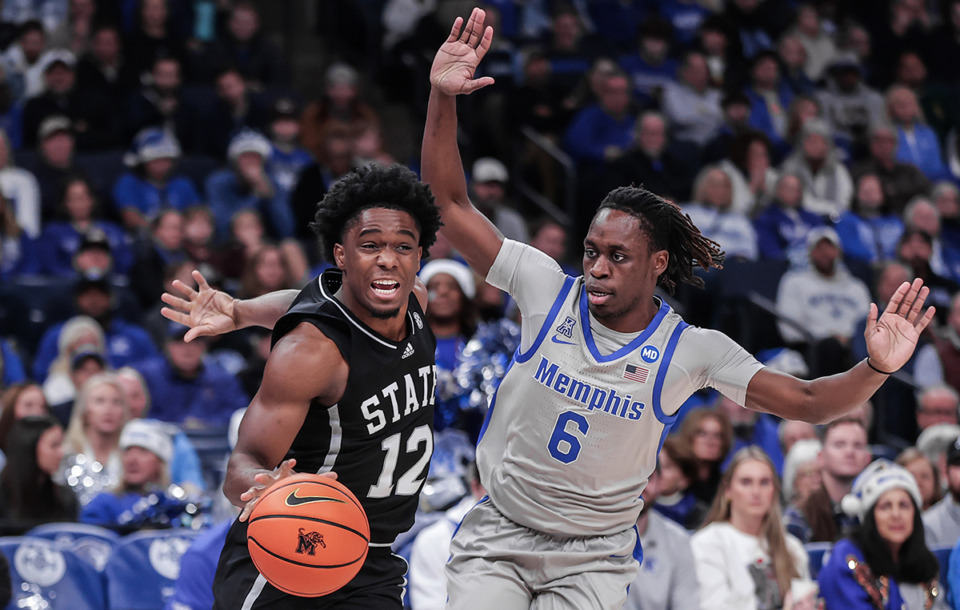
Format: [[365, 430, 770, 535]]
[[371, 279, 401, 298], [587, 289, 612, 305]]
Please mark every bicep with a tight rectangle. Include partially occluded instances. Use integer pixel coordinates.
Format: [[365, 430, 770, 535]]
[[233, 325, 347, 468]]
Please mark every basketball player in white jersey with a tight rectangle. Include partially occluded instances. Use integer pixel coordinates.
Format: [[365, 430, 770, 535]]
[[420, 8, 936, 609]]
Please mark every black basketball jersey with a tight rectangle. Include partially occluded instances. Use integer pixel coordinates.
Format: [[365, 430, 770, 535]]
[[271, 269, 437, 545]]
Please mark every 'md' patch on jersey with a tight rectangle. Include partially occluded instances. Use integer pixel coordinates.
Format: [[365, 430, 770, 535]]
[[623, 364, 649, 383]]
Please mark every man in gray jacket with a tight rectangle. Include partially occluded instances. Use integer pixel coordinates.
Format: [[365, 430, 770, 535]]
[[923, 436, 960, 549]]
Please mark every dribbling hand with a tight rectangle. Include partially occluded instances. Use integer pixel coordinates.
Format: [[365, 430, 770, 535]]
[[160, 270, 238, 342], [238, 459, 339, 522]]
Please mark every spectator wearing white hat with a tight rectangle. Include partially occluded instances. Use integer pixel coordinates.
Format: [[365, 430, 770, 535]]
[[775, 226, 872, 376], [469, 157, 529, 244], [79, 418, 186, 528], [111, 127, 200, 231], [205, 128, 293, 241], [419, 258, 478, 433], [22, 47, 123, 150], [818, 459, 940, 609]]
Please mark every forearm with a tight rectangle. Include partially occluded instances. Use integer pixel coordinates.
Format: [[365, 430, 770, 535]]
[[746, 360, 889, 425], [422, 87, 470, 210], [233, 289, 299, 330]]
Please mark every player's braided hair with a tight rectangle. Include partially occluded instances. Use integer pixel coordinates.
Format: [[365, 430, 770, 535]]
[[310, 164, 442, 263], [597, 186, 724, 294]]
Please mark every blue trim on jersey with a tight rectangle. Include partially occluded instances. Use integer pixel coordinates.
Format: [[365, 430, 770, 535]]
[[632, 524, 643, 563], [652, 322, 689, 457], [476, 358, 515, 445], [515, 275, 576, 364], [580, 292, 670, 363]]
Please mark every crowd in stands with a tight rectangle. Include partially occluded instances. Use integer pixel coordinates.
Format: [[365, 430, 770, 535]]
[[3, 0, 960, 608]]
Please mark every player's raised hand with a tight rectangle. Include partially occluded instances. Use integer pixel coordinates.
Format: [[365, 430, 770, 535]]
[[864, 278, 936, 374], [430, 7, 495, 96], [160, 270, 237, 342]]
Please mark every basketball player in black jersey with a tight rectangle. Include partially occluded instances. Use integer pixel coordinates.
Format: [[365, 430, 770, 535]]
[[163, 163, 442, 608]]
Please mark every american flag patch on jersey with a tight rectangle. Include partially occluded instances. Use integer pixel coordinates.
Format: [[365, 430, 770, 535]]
[[623, 364, 649, 383]]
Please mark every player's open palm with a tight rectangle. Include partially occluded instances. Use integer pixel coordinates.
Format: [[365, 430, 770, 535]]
[[430, 7, 495, 96], [865, 278, 936, 373], [160, 269, 237, 342]]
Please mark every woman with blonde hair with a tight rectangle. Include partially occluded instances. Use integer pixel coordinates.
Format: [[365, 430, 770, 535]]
[[692, 446, 814, 610], [41, 315, 106, 405], [61, 372, 130, 505]]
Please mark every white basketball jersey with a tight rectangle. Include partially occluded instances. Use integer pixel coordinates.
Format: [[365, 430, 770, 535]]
[[478, 241, 763, 537]]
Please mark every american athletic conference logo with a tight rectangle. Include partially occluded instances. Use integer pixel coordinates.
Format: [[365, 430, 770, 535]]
[[296, 528, 327, 556], [555, 316, 576, 338], [640, 345, 660, 363]]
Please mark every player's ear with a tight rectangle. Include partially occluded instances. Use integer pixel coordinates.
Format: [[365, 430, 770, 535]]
[[653, 250, 669, 277], [333, 244, 345, 269]]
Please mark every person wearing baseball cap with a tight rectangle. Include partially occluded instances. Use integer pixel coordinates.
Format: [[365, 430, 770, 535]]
[[922, 436, 960, 548], [112, 127, 202, 230], [79, 418, 184, 528], [206, 128, 293, 240], [818, 459, 940, 607]]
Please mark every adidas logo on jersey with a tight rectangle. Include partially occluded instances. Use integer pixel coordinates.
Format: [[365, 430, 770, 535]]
[[402, 343, 415, 359]]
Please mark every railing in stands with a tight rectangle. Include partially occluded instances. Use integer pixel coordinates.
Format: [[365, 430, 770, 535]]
[[516, 125, 576, 228]]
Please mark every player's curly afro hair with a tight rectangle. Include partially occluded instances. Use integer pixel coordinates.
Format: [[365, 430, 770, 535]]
[[597, 186, 724, 295], [310, 164, 442, 263]]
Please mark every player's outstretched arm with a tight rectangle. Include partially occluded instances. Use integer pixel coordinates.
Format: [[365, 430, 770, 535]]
[[160, 269, 299, 340], [423, 7, 504, 277], [745, 279, 935, 424], [225, 322, 348, 518]]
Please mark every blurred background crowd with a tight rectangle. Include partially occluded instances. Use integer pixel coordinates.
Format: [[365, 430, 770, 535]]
[[3, 0, 960, 608]]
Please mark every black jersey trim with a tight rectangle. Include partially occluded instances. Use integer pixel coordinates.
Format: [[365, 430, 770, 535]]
[[316, 275, 399, 350]]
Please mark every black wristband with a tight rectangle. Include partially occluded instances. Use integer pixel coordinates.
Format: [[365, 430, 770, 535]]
[[866, 358, 895, 375]]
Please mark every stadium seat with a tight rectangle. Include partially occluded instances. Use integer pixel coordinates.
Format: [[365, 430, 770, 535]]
[[104, 529, 200, 610], [26, 522, 120, 572], [0, 535, 107, 610], [805, 541, 832, 580]]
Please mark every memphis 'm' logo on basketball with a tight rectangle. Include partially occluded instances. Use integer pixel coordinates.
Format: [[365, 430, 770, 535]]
[[295, 528, 327, 556], [641, 345, 660, 363], [533, 356, 645, 420]]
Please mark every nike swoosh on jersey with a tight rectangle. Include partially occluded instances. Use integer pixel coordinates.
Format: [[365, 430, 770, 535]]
[[285, 488, 347, 507], [551, 335, 576, 345]]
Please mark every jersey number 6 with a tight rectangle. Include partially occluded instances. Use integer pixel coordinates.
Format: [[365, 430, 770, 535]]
[[547, 411, 589, 464], [368, 424, 433, 498]]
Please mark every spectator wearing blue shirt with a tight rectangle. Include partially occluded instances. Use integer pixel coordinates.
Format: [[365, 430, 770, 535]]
[[134, 322, 248, 429], [264, 98, 312, 207], [37, 177, 133, 276], [754, 172, 824, 266], [744, 50, 794, 157], [206, 128, 294, 241], [834, 173, 905, 265], [887, 85, 949, 182], [112, 128, 201, 232], [32, 272, 159, 382], [0, 340, 26, 388], [616, 16, 678, 107], [562, 70, 635, 174], [657, 0, 711, 50]]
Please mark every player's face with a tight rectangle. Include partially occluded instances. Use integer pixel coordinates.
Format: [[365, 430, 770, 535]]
[[122, 446, 163, 486], [583, 208, 667, 333], [725, 458, 776, 522], [872, 488, 914, 550], [335, 208, 422, 322]]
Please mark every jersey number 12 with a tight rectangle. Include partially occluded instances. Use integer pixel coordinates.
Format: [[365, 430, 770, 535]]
[[368, 424, 433, 498]]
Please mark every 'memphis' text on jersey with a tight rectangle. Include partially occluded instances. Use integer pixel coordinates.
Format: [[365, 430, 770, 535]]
[[534, 356, 645, 420]]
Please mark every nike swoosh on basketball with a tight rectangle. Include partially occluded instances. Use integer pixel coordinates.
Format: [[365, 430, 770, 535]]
[[551, 335, 576, 345], [285, 488, 347, 507]]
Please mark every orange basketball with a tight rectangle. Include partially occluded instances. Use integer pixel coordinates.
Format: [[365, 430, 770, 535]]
[[247, 473, 370, 597]]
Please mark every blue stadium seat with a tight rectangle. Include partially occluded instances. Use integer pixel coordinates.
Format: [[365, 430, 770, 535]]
[[805, 541, 832, 580], [104, 529, 200, 610], [26, 522, 119, 572], [0, 535, 107, 610]]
